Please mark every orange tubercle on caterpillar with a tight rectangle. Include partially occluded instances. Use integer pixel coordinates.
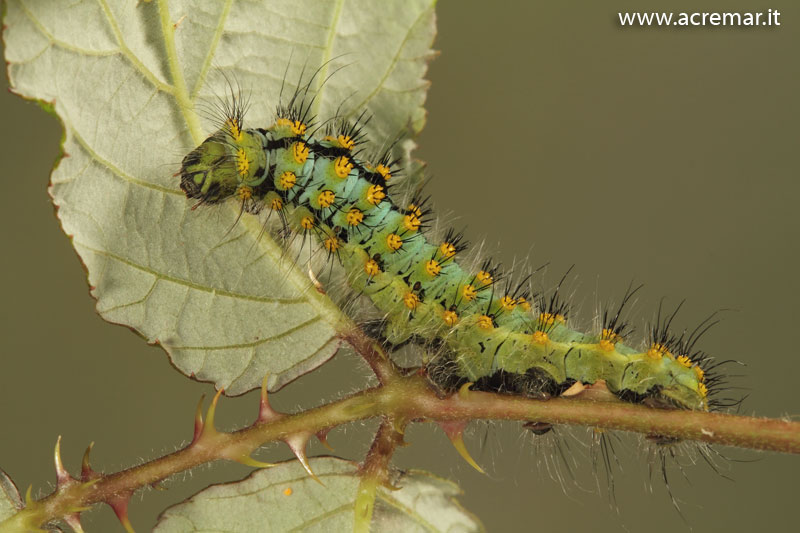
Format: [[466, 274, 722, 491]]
[[292, 141, 309, 163], [236, 148, 250, 175], [517, 297, 531, 311], [403, 213, 421, 232], [279, 171, 297, 189], [269, 197, 283, 210], [366, 184, 385, 206], [300, 216, 315, 230], [693, 365, 705, 381], [532, 331, 549, 344], [236, 185, 253, 201], [364, 259, 380, 276], [499, 295, 517, 311], [334, 156, 353, 178], [647, 343, 670, 360], [346, 208, 364, 226], [225, 118, 243, 141], [375, 164, 392, 181], [276, 117, 307, 135], [338, 134, 355, 150], [324, 236, 339, 252], [676, 355, 692, 368], [317, 190, 336, 208], [477, 315, 493, 330], [599, 328, 620, 351], [407, 203, 423, 217], [476, 270, 493, 286], [404, 292, 420, 310], [538, 312, 566, 327], [461, 284, 477, 301], [442, 309, 458, 326], [440, 242, 457, 259], [425, 259, 441, 277], [386, 233, 403, 251]]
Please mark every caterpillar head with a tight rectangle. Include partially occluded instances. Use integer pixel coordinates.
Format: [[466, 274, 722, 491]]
[[179, 124, 268, 205]]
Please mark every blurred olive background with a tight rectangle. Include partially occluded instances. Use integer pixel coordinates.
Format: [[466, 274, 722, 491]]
[[1, 1, 798, 531]]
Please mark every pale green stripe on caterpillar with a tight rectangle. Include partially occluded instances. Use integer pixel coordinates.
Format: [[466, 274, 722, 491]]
[[179, 93, 713, 413]]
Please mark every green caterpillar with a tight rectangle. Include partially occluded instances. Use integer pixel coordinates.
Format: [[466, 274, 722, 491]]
[[179, 91, 719, 413]]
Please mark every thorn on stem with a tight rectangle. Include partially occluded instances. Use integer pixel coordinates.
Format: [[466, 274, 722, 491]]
[[436, 420, 485, 475], [258, 374, 281, 423], [316, 428, 334, 452], [285, 433, 322, 485], [54, 435, 72, 488], [81, 442, 98, 482], [233, 454, 277, 469], [200, 389, 224, 440], [64, 512, 85, 533], [106, 491, 135, 533]]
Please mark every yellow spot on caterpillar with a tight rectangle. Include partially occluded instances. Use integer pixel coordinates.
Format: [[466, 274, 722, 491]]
[[647, 343, 670, 360], [317, 190, 336, 208], [598, 339, 615, 352], [462, 284, 477, 301], [499, 296, 517, 311], [338, 134, 355, 150], [300, 216, 315, 230], [334, 156, 353, 178], [403, 214, 421, 232], [676, 355, 692, 368], [697, 382, 708, 398], [477, 315, 493, 330], [236, 148, 250, 176], [269, 197, 283, 210], [276, 118, 306, 135], [292, 142, 309, 164], [279, 171, 297, 189], [425, 259, 441, 277], [476, 270, 493, 286], [601, 328, 619, 342], [599, 329, 620, 351], [407, 203, 422, 217], [283, 487, 293, 496], [440, 242, 457, 258], [346, 208, 364, 226], [538, 313, 566, 327], [386, 233, 403, 251], [404, 292, 420, 310], [693, 365, 705, 381], [376, 164, 392, 181], [366, 184, 385, 206], [236, 185, 253, 201], [443, 310, 458, 326], [532, 331, 549, 344], [517, 297, 531, 311], [324, 236, 339, 252], [225, 119, 243, 141], [364, 259, 380, 276]]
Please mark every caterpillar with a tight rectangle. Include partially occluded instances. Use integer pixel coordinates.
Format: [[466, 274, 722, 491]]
[[177, 80, 732, 419]]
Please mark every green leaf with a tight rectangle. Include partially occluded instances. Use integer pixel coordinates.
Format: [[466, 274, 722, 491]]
[[154, 458, 483, 533], [0, 470, 22, 523], [3, 0, 436, 394]]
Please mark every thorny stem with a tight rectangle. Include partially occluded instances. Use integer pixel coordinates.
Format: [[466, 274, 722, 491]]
[[353, 418, 408, 533], [4, 370, 799, 531]]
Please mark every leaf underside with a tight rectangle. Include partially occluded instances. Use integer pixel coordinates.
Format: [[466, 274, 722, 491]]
[[4, 0, 436, 394], [154, 457, 483, 533]]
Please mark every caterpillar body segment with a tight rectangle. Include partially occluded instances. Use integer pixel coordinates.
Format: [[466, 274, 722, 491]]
[[179, 102, 712, 413]]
